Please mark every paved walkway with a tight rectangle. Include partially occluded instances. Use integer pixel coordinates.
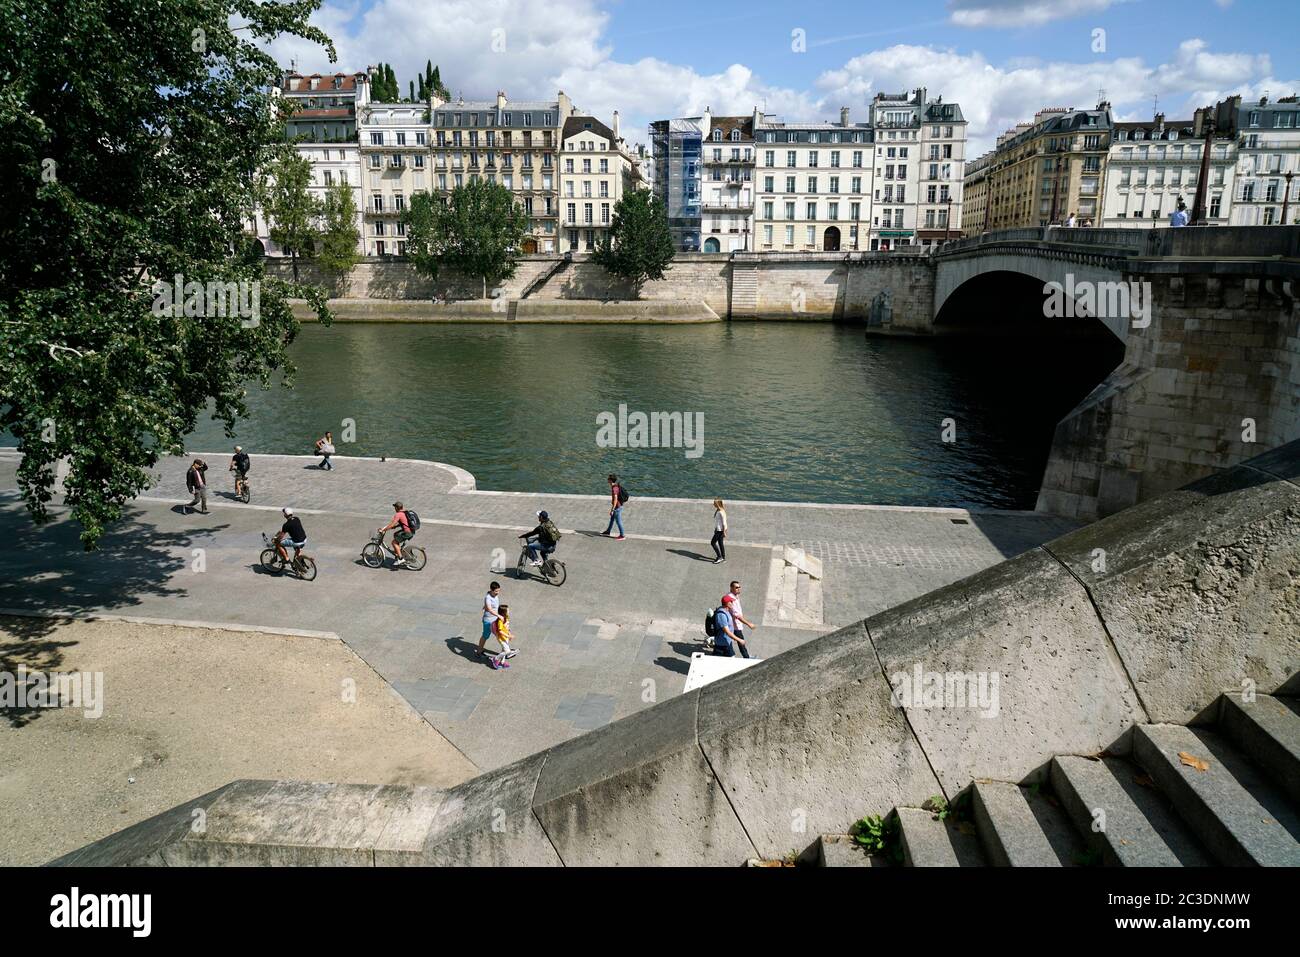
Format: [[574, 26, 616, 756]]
[[0, 450, 1078, 770]]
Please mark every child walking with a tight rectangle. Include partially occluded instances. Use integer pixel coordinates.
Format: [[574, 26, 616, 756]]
[[490, 604, 519, 670]]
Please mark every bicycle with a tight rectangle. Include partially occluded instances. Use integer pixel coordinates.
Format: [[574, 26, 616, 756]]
[[260, 532, 317, 581], [361, 531, 426, 571], [516, 536, 566, 586], [232, 470, 251, 504]]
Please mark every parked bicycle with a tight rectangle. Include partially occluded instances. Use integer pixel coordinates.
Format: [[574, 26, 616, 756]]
[[361, 531, 426, 571], [260, 531, 317, 581], [516, 536, 566, 586]]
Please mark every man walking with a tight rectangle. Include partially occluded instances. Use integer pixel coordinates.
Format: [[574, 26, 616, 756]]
[[477, 581, 503, 660], [710, 595, 746, 657], [602, 473, 626, 540], [725, 580, 757, 658], [1170, 202, 1189, 227], [185, 459, 209, 514]]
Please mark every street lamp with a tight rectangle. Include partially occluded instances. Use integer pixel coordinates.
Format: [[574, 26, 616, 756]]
[[1283, 170, 1295, 225]]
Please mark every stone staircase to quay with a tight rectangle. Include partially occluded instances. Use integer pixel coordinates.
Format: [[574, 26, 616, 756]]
[[762, 546, 823, 628], [804, 687, 1300, 867], [730, 263, 758, 318]]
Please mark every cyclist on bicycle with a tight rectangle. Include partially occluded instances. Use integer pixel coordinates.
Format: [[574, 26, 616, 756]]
[[274, 507, 307, 564], [229, 446, 250, 497], [519, 510, 560, 566], [378, 501, 415, 567]]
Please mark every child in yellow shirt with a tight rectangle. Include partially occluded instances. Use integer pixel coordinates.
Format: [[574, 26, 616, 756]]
[[490, 605, 517, 670]]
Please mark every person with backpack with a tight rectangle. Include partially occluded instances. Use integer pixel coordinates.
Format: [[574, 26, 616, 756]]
[[378, 501, 420, 566], [707, 595, 745, 657], [602, 473, 627, 540], [519, 510, 561, 566]]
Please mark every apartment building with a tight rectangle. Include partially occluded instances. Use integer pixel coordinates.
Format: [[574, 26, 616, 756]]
[[974, 102, 1113, 230], [358, 101, 429, 256], [559, 112, 632, 252], [961, 151, 991, 236], [753, 107, 875, 252], [428, 91, 574, 253], [1232, 94, 1300, 226], [279, 70, 370, 142], [1100, 105, 1237, 228], [869, 89, 967, 249], [650, 116, 705, 251], [699, 115, 756, 252]]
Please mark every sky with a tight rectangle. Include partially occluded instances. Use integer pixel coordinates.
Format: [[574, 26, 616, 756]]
[[264, 0, 1300, 154]]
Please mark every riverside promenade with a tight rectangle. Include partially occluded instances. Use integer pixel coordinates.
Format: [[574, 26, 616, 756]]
[[0, 449, 1077, 770]]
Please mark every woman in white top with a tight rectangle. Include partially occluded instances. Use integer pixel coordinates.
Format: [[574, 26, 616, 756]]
[[711, 499, 728, 564]]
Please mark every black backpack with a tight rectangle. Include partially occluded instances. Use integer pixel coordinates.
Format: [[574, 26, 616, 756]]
[[704, 608, 717, 638], [403, 509, 421, 532], [616, 484, 629, 505]]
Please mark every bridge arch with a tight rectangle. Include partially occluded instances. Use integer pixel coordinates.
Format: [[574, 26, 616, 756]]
[[934, 250, 1134, 341]]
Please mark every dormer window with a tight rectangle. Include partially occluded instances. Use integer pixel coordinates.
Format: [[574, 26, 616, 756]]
[[712, 129, 722, 141], [731, 129, 740, 141]]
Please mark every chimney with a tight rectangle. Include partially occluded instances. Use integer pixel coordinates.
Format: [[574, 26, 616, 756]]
[[496, 90, 506, 110], [557, 90, 573, 120], [840, 106, 850, 126], [612, 110, 620, 141]]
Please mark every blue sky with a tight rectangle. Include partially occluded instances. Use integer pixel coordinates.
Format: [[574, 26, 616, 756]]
[[267, 0, 1299, 152]]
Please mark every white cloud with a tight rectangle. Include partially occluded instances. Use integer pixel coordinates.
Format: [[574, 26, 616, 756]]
[[947, 0, 1124, 28], [264, 4, 1292, 155], [816, 41, 1295, 154]]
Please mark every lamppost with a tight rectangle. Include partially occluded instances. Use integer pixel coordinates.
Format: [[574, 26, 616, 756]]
[[1283, 170, 1295, 225]]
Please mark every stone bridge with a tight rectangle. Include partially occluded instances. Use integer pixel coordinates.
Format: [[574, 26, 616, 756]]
[[928, 226, 1300, 521]]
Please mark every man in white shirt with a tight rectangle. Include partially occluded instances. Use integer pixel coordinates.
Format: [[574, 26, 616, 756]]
[[477, 581, 502, 659], [726, 580, 757, 659]]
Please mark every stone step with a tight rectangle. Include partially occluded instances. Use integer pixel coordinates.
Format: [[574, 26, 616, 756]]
[[1132, 724, 1300, 866], [971, 781, 1087, 866], [813, 834, 886, 867], [1218, 694, 1300, 805], [896, 806, 985, 866], [1050, 755, 1213, 867]]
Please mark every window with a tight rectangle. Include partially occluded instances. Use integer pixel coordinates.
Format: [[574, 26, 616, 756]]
[[786, 150, 796, 167], [808, 151, 818, 167], [785, 176, 796, 193], [763, 175, 774, 192], [806, 226, 816, 246], [784, 201, 795, 220], [806, 201, 817, 220], [370, 132, 383, 145], [808, 176, 818, 193]]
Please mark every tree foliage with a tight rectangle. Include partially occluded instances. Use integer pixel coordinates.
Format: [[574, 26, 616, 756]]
[[592, 191, 676, 295], [0, 0, 335, 547], [403, 180, 529, 296], [264, 150, 322, 281], [318, 181, 361, 278]]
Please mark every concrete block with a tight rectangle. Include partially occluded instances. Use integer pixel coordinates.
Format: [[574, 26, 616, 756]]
[[698, 623, 941, 859], [972, 781, 1084, 867], [532, 692, 754, 865], [1047, 452, 1300, 723], [869, 551, 1143, 794], [410, 752, 560, 866]]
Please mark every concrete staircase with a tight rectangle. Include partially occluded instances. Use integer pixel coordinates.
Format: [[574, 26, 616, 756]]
[[518, 255, 571, 299], [814, 688, 1300, 867], [730, 263, 758, 318], [762, 546, 823, 628]]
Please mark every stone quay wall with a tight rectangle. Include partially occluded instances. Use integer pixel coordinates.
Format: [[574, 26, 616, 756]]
[[264, 251, 940, 324]]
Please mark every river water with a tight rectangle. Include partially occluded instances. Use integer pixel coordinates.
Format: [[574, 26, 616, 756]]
[[180, 322, 1122, 509]]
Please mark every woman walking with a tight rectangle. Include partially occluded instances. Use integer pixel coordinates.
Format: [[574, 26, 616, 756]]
[[315, 431, 335, 471], [710, 498, 727, 564]]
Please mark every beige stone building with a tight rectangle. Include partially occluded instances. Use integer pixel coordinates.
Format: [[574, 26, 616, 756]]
[[559, 113, 632, 252], [428, 91, 574, 253], [972, 102, 1113, 230]]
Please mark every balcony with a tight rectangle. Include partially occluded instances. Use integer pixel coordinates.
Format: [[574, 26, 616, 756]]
[[700, 201, 750, 212]]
